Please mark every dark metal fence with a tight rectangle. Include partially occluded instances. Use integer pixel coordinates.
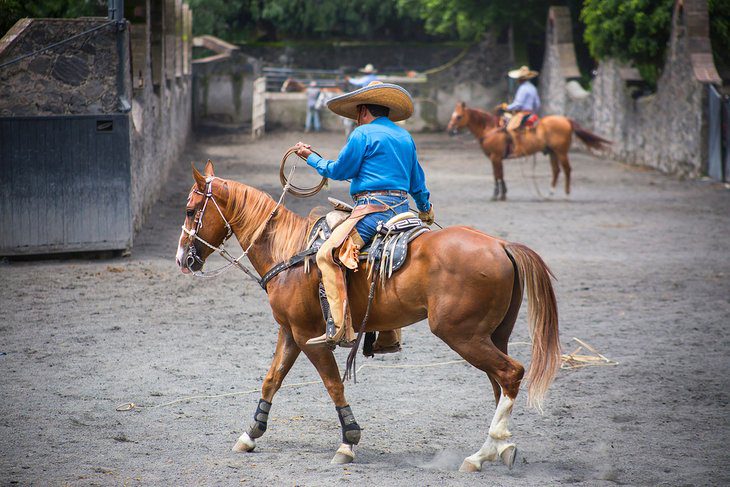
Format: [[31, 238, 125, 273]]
[[262, 66, 344, 92], [0, 114, 132, 256]]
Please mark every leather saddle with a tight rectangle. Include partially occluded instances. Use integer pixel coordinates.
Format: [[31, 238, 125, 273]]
[[258, 198, 429, 291], [305, 198, 429, 278]]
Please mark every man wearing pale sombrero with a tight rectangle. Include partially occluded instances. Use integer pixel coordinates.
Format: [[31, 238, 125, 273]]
[[294, 81, 434, 350], [346, 63, 378, 88], [498, 65, 541, 157]]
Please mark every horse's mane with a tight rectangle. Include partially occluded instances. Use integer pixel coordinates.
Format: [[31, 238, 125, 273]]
[[224, 180, 310, 263], [467, 107, 498, 129]]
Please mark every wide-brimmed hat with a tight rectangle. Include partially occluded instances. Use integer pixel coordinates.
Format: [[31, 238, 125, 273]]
[[359, 63, 377, 74], [326, 81, 414, 122], [508, 65, 539, 80]]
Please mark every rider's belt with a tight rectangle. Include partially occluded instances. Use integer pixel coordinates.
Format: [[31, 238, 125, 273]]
[[352, 190, 407, 200]]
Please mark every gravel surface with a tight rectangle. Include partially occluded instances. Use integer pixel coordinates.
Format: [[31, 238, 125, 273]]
[[1, 130, 728, 486]]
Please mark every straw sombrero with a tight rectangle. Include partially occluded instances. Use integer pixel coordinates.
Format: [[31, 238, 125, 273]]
[[359, 63, 377, 74], [326, 81, 414, 122], [508, 65, 539, 80]]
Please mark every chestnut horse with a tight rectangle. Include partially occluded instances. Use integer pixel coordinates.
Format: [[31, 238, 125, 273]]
[[446, 102, 611, 200], [175, 161, 561, 472]]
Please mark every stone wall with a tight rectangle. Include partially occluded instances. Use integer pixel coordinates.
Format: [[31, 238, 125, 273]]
[[128, 0, 193, 232], [539, 2, 721, 177], [259, 33, 513, 132], [0, 0, 194, 237], [192, 36, 261, 128], [238, 42, 469, 74], [0, 18, 124, 115]]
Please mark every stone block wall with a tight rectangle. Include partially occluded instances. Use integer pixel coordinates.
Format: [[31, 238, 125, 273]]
[[539, 2, 721, 177], [0, 1, 194, 238], [127, 0, 193, 232], [254, 33, 513, 132], [0, 19, 124, 116], [192, 36, 261, 128]]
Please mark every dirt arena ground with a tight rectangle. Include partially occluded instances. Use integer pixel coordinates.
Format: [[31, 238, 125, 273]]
[[2, 129, 729, 486]]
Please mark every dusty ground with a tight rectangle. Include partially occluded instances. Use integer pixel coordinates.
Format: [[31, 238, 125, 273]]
[[1, 129, 729, 486]]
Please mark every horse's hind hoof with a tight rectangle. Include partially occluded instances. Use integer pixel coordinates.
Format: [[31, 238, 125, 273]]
[[331, 443, 354, 464], [459, 459, 481, 472], [500, 445, 517, 469], [232, 432, 256, 452]]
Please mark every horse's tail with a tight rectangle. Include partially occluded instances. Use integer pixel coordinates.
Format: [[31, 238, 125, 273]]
[[569, 119, 612, 151], [504, 243, 561, 410]]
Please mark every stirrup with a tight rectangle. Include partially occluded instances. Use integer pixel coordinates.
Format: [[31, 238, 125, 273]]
[[306, 318, 355, 348]]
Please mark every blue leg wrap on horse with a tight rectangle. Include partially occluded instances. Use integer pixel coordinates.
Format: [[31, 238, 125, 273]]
[[247, 399, 271, 439], [337, 405, 361, 445]]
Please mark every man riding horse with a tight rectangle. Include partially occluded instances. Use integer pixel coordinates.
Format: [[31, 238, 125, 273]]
[[294, 81, 434, 351], [499, 66, 541, 157]]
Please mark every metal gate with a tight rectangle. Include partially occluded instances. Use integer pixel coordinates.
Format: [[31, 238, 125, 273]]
[[707, 85, 724, 181], [0, 114, 132, 256], [252, 76, 266, 138], [707, 84, 730, 183]]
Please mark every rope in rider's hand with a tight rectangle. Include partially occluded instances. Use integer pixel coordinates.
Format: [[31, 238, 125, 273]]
[[285, 145, 444, 228], [280, 145, 327, 198]]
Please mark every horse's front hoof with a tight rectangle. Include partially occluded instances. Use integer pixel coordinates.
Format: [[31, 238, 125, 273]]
[[500, 445, 517, 469], [459, 459, 481, 472], [331, 443, 354, 464], [232, 432, 256, 452]]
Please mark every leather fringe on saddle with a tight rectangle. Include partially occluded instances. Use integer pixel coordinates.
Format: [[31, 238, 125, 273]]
[[343, 254, 382, 383]]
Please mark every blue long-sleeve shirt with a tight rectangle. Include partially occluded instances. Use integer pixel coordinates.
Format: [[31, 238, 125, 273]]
[[306, 117, 431, 212], [507, 80, 541, 112]]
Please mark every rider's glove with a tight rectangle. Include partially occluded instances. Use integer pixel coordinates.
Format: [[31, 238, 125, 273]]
[[419, 205, 435, 226]]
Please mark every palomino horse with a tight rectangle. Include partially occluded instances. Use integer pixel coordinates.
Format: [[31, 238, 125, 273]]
[[446, 101, 611, 201], [175, 160, 561, 471]]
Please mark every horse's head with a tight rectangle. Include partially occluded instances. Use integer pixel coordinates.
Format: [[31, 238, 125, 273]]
[[175, 160, 231, 274], [281, 78, 305, 93], [447, 101, 469, 136]]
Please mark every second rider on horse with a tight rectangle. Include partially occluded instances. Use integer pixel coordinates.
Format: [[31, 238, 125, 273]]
[[294, 81, 434, 351]]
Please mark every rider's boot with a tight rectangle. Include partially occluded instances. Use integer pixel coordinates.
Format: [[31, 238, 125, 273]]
[[372, 329, 402, 354], [307, 240, 356, 348]]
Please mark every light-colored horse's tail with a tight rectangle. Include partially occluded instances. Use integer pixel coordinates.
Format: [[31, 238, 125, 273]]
[[505, 243, 561, 410], [570, 119, 612, 151]]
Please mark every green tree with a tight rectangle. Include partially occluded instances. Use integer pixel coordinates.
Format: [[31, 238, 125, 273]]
[[188, 0, 431, 42], [397, 0, 565, 71], [0, 0, 105, 36], [580, 0, 673, 85], [709, 0, 730, 72]]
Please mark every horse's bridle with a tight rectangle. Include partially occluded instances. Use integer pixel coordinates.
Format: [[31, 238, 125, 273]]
[[181, 159, 299, 284], [181, 176, 261, 281]]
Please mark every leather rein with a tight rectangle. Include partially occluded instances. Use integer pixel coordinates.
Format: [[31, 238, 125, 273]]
[[182, 147, 325, 290]]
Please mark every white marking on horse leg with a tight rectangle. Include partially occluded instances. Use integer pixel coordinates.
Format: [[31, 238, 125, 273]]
[[331, 443, 354, 464], [489, 392, 514, 440], [231, 432, 256, 452], [460, 435, 518, 472], [461, 390, 518, 472], [460, 436, 498, 472]]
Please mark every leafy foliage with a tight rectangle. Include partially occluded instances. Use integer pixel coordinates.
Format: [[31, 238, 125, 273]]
[[580, 0, 673, 84], [709, 0, 730, 71], [397, 0, 551, 42], [188, 0, 431, 42], [0, 0, 105, 36]]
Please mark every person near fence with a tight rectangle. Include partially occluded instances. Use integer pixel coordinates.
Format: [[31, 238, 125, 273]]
[[305, 81, 322, 132], [293, 81, 434, 352], [346, 63, 378, 88]]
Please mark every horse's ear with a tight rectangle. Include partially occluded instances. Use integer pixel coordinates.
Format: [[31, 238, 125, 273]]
[[204, 159, 215, 177], [460, 101, 466, 109], [192, 162, 206, 190]]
